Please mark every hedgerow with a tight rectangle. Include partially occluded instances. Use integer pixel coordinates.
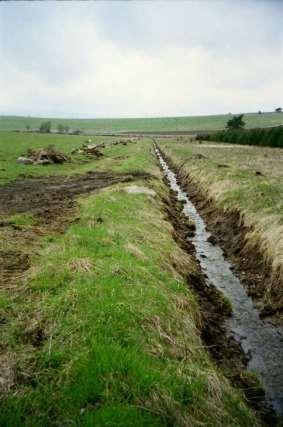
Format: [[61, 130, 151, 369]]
[[196, 126, 283, 148]]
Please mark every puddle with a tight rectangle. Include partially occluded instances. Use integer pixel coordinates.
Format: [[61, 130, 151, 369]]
[[155, 145, 283, 416]]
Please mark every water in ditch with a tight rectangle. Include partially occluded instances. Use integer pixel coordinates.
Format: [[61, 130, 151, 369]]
[[155, 146, 283, 416]]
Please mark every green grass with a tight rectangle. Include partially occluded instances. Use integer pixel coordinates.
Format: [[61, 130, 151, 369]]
[[5, 213, 35, 227], [0, 131, 132, 185], [1, 187, 255, 426], [159, 139, 283, 221], [0, 138, 257, 425], [1, 112, 283, 133]]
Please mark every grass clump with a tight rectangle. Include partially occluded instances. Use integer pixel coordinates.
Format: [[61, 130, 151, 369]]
[[6, 213, 35, 227]]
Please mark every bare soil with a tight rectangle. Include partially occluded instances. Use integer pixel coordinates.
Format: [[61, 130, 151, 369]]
[[0, 170, 151, 286], [0, 171, 151, 217]]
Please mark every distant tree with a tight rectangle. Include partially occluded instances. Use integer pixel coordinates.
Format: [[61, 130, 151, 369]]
[[58, 124, 70, 134], [58, 124, 65, 133], [226, 114, 245, 130], [39, 121, 52, 133], [25, 124, 31, 131], [258, 110, 262, 114], [275, 107, 282, 113]]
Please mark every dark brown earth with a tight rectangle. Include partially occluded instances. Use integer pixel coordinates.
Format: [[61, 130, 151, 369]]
[[0, 170, 152, 287], [0, 170, 151, 217], [0, 250, 30, 286]]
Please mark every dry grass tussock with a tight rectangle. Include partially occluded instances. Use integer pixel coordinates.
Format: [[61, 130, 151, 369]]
[[169, 249, 196, 278], [192, 169, 283, 278], [68, 257, 93, 273]]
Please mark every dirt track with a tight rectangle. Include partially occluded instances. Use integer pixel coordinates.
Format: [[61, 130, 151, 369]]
[[0, 170, 151, 218], [0, 170, 151, 287]]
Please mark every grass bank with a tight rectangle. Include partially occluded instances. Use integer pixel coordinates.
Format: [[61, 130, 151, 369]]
[[1, 111, 283, 133], [0, 138, 257, 425], [159, 139, 283, 317]]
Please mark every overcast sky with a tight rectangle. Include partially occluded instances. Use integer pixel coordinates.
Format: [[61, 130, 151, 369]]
[[0, 0, 282, 118]]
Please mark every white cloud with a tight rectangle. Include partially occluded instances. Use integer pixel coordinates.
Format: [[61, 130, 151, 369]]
[[0, 1, 282, 117]]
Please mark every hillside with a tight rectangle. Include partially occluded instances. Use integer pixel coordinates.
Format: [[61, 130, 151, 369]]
[[1, 112, 282, 133]]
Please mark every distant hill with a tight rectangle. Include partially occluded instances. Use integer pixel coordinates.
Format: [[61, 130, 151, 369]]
[[0, 112, 282, 133]]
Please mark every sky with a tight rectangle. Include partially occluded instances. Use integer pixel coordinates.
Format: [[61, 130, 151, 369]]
[[0, 0, 282, 118]]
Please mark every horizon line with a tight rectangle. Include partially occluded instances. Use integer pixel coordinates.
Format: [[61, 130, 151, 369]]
[[0, 110, 276, 121]]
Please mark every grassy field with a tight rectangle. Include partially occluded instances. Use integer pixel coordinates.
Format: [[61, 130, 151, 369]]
[[159, 138, 283, 313], [1, 112, 283, 133], [0, 132, 126, 185], [0, 134, 258, 425]]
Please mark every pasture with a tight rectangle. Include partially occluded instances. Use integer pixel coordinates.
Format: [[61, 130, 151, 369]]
[[0, 130, 282, 425], [1, 111, 283, 133]]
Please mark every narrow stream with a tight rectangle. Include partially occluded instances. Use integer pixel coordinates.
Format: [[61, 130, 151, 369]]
[[155, 145, 283, 416]]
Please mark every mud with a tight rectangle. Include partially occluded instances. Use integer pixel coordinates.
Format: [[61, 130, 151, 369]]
[[0, 171, 151, 284], [0, 170, 152, 294], [0, 170, 151, 218], [0, 250, 30, 286]]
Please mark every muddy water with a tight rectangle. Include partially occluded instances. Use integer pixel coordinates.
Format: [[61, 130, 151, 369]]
[[155, 146, 283, 416]]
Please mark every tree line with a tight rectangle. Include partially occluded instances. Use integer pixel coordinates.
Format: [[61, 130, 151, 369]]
[[25, 121, 82, 135]]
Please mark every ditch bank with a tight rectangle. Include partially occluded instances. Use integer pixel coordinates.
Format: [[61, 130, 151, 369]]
[[157, 147, 283, 320], [162, 189, 271, 423], [154, 145, 283, 422]]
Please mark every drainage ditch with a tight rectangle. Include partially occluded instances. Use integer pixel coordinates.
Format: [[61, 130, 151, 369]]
[[155, 144, 283, 418]]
